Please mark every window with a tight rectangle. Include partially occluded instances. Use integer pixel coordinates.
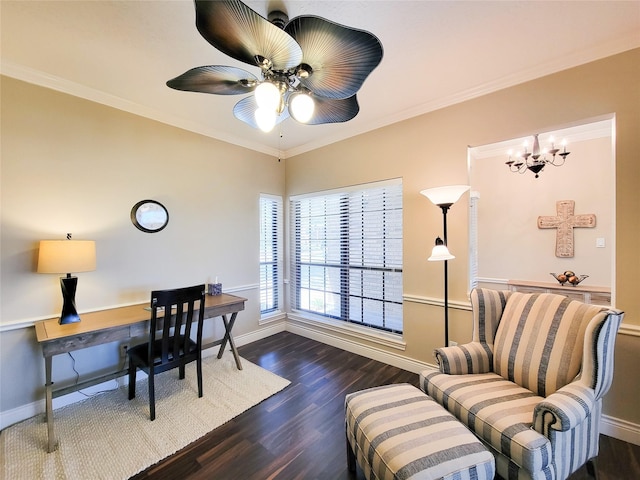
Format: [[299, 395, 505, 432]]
[[259, 194, 282, 315], [289, 179, 403, 333]]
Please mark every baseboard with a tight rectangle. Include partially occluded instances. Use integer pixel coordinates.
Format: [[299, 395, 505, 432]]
[[234, 321, 287, 348], [0, 402, 42, 431], [0, 379, 123, 430], [285, 321, 640, 447], [0, 322, 286, 431], [601, 414, 640, 446], [285, 322, 435, 374]]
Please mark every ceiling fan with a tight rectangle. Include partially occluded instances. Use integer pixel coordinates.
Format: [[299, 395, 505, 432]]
[[167, 0, 383, 132]]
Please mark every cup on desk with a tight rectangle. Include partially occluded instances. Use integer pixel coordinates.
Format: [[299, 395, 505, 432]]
[[208, 283, 222, 295]]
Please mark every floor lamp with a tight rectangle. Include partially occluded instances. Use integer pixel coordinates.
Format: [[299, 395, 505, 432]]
[[420, 185, 470, 347]]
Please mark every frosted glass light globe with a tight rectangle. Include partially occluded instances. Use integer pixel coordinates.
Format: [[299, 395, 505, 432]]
[[428, 244, 455, 261], [290, 93, 315, 123], [254, 107, 276, 132], [254, 82, 280, 111]]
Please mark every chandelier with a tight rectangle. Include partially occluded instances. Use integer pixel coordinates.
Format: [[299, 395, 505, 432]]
[[506, 134, 570, 178]]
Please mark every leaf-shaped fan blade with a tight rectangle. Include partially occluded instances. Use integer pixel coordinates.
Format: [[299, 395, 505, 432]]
[[233, 95, 289, 130], [167, 66, 258, 95], [299, 95, 360, 125], [285, 16, 383, 99], [195, 0, 302, 71]]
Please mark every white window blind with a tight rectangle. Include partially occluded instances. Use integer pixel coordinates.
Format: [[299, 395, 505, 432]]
[[289, 180, 403, 333], [469, 191, 479, 291], [260, 194, 282, 315]]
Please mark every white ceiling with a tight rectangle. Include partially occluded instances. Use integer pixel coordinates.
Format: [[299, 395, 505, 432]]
[[2, 1, 639, 158]]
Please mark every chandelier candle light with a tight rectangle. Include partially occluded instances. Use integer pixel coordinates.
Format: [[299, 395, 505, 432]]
[[506, 134, 570, 178], [37, 234, 96, 324], [420, 185, 470, 347]]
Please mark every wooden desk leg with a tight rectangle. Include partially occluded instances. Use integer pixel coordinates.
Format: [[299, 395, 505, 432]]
[[44, 355, 58, 453], [217, 313, 242, 370]]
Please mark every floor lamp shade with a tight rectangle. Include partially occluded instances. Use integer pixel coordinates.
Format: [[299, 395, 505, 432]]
[[428, 237, 455, 261], [38, 240, 96, 324], [420, 185, 470, 207]]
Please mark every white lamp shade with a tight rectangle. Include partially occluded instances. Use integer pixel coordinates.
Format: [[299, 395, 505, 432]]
[[420, 185, 470, 206], [254, 82, 280, 111], [290, 92, 315, 123], [254, 107, 277, 132], [428, 243, 455, 261], [37, 240, 96, 274]]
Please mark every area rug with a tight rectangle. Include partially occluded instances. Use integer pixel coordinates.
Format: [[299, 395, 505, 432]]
[[0, 355, 290, 480]]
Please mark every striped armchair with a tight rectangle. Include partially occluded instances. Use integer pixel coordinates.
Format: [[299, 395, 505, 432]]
[[420, 288, 623, 480]]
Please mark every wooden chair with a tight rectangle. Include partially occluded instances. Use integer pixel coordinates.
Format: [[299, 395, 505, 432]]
[[128, 284, 206, 420]]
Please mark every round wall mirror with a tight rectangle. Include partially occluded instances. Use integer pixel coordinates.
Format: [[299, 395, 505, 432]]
[[131, 200, 169, 233]]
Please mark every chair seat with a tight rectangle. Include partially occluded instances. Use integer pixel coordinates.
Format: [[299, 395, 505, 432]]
[[421, 370, 552, 474]]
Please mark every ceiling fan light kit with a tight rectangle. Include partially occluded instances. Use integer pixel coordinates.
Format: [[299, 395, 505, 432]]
[[167, 0, 383, 132]]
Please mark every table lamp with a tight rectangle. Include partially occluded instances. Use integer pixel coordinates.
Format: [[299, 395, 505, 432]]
[[420, 185, 470, 347], [37, 235, 96, 324]]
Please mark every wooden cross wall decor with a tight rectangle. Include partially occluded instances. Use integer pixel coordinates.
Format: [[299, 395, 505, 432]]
[[537, 200, 596, 258]]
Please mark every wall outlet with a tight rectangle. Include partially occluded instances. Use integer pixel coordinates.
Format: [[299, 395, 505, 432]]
[[449, 341, 458, 347], [120, 343, 130, 359]]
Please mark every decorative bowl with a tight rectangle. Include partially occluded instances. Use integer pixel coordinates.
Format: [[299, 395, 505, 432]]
[[550, 271, 589, 286]]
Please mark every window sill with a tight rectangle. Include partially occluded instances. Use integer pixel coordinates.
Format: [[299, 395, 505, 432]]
[[259, 310, 286, 326], [286, 311, 406, 351]]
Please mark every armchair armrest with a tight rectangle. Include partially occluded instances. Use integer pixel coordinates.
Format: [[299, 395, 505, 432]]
[[533, 383, 596, 434], [580, 309, 623, 399], [435, 342, 493, 374]]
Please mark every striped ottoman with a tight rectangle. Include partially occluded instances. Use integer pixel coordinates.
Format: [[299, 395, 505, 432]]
[[345, 383, 495, 480]]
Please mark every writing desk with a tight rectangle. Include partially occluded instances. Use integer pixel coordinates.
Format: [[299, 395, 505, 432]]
[[35, 293, 246, 452]]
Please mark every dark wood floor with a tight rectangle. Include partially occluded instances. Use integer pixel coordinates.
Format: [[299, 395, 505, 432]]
[[131, 331, 640, 480]]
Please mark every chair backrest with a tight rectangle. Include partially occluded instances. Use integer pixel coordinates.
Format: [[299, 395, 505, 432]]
[[149, 284, 206, 365], [493, 291, 608, 397]]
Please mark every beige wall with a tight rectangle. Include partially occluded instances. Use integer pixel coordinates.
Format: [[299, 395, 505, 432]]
[[0, 76, 284, 413], [285, 48, 640, 427]]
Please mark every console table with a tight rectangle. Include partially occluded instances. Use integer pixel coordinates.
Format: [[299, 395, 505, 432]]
[[507, 279, 611, 306], [35, 293, 246, 452]]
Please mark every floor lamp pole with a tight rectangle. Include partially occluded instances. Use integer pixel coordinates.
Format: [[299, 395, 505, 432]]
[[441, 204, 451, 348], [421, 184, 470, 349]]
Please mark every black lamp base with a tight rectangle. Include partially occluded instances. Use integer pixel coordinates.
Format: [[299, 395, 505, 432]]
[[59, 275, 81, 325]]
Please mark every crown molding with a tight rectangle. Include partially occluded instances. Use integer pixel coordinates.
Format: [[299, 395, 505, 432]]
[[3, 32, 638, 159], [0, 60, 280, 158], [286, 36, 640, 158]]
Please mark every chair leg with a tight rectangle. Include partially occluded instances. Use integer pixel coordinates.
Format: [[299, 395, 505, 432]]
[[346, 433, 356, 473], [149, 371, 156, 421], [586, 457, 599, 479], [128, 361, 136, 400], [179, 364, 185, 380], [197, 356, 203, 398]]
